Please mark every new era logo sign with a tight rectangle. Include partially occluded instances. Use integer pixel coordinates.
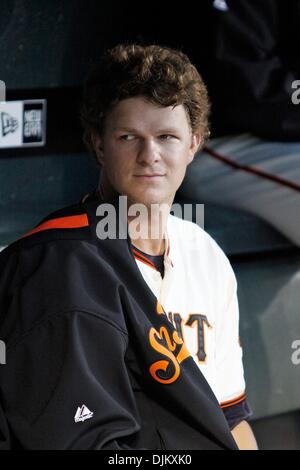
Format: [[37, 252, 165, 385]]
[[0, 99, 46, 148], [74, 404, 94, 423], [1, 111, 18, 136]]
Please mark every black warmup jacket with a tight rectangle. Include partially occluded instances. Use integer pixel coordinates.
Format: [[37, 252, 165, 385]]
[[0, 198, 237, 450]]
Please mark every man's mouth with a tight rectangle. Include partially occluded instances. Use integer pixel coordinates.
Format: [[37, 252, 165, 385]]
[[134, 174, 165, 178]]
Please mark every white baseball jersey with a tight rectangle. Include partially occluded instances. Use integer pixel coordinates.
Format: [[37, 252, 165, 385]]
[[132, 214, 246, 408]]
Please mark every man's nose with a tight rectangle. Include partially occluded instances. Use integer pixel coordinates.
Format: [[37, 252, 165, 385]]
[[136, 139, 161, 165]]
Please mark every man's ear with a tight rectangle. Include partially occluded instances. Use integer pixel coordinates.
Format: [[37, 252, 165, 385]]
[[91, 132, 104, 165], [188, 133, 203, 163]]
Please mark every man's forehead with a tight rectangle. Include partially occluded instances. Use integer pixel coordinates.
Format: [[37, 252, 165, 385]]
[[107, 97, 189, 131]]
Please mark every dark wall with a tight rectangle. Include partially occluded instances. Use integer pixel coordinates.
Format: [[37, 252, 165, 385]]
[[0, 0, 213, 90], [1, 0, 126, 89]]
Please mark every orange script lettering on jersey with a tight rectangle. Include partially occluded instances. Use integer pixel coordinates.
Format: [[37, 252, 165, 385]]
[[149, 326, 190, 384]]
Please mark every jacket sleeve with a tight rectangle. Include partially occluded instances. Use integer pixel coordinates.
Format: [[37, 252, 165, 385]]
[[211, 0, 300, 140], [0, 310, 142, 450]]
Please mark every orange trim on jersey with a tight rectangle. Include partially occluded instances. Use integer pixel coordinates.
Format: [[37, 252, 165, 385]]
[[131, 248, 158, 270], [132, 248, 155, 265], [21, 214, 89, 239], [220, 392, 246, 409], [133, 253, 158, 271]]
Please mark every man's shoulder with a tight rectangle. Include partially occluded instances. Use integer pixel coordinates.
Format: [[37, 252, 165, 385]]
[[168, 214, 234, 275], [0, 198, 131, 344], [168, 213, 222, 252], [0, 199, 100, 259]]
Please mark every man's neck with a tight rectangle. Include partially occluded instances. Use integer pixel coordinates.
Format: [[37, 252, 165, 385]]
[[128, 203, 170, 256], [131, 237, 166, 256]]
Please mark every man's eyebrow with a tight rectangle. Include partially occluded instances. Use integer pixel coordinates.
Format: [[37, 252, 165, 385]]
[[156, 128, 181, 134], [113, 127, 138, 132], [113, 126, 181, 133]]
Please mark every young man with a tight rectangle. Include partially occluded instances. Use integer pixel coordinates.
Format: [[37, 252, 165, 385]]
[[0, 44, 257, 449]]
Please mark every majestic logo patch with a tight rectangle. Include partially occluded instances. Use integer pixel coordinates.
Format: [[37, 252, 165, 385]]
[[74, 404, 94, 423]]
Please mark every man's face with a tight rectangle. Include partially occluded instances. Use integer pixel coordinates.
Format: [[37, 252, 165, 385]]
[[94, 96, 201, 207]]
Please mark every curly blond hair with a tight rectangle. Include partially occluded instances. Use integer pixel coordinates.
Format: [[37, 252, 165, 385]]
[[80, 43, 210, 164]]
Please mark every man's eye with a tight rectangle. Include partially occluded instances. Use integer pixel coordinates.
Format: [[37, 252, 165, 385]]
[[159, 135, 177, 140], [119, 135, 135, 141]]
